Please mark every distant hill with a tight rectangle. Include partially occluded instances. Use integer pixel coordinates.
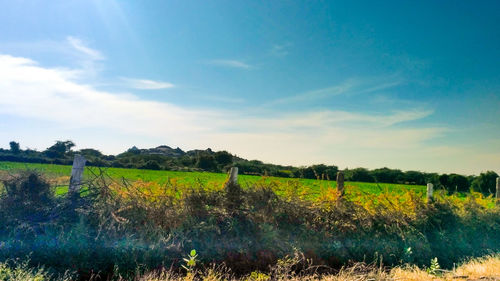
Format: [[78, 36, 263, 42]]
[[125, 145, 187, 157]]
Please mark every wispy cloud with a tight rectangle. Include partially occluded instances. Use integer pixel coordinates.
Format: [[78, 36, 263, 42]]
[[265, 77, 403, 106], [63, 36, 106, 78], [267, 81, 355, 106], [206, 59, 252, 69], [270, 43, 292, 57], [121, 78, 175, 90], [226, 109, 434, 134], [66, 36, 104, 61]]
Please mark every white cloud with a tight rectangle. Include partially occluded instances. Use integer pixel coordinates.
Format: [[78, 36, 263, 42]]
[[207, 59, 252, 69], [66, 36, 104, 61], [0, 54, 214, 137], [121, 78, 175, 90]]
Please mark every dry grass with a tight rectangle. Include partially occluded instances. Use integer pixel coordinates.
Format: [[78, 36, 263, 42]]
[[127, 255, 500, 281], [453, 255, 500, 280]]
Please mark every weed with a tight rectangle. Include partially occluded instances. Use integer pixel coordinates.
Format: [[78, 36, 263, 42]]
[[182, 250, 198, 273], [426, 257, 441, 275]]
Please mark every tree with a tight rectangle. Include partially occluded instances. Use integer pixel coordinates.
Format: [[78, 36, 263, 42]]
[[371, 167, 403, 183], [214, 151, 233, 166], [345, 168, 374, 182], [126, 146, 141, 154], [9, 141, 20, 154], [471, 171, 498, 194], [300, 164, 338, 180], [142, 160, 161, 170], [78, 148, 103, 158], [301, 166, 317, 179], [439, 174, 449, 188], [402, 170, 426, 185], [237, 161, 264, 175], [447, 174, 469, 192], [323, 165, 339, 180], [195, 152, 217, 171], [44, 140, 75, 158]]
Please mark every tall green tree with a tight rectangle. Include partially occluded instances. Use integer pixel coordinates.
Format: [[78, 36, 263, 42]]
[[471, 171, 498, 194], [214, 151, 233, 166], [195, 152, 217, 171], [44, 140, 75, 158], [9, 141, 20, 154]]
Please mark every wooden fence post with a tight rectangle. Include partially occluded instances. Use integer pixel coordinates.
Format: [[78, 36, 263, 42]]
[[336, 171, 345, 197], [427, 183, 434, 203], [496, 177, 499, 206], [69, 154, 86, 196]]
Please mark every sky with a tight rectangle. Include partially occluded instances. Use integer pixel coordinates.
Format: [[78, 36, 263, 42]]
[[0, 0, 499, 175]]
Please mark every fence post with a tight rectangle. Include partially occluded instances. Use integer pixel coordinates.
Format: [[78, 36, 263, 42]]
[[496, 177, 499, 206], [69, 154, 86, 196], [226, 167, 238, 187], [336, 171, 345, 197], [224, 167, 241, 212], [427, 183, 434, 203]]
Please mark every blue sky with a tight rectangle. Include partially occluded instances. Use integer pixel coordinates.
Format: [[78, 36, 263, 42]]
[[0, 0, 499, 174]]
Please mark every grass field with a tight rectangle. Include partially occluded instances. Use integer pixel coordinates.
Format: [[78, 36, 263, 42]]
[[0, 161, 426, 199]]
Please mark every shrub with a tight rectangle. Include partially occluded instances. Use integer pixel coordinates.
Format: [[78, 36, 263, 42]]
[[0, 171, 55, 227]]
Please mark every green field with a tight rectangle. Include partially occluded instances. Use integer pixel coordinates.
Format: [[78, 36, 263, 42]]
[[0, 161, 426, 199]]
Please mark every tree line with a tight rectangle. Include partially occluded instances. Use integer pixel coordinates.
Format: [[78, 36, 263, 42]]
[[1, 140, 498, 194]]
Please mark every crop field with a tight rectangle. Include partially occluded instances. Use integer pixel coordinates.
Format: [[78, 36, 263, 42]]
[[0, 161, 426, 198]]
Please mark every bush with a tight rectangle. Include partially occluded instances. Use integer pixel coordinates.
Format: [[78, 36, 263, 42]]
[[0, 259, 54, 281], [0, 171, 56, 227]]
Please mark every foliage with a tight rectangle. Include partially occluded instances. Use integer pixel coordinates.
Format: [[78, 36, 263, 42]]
[[0, 259, 56, 281], [44, 140, 75, 159], [426, 257, 441, 275], [196, 152, 217, 171], [344, 168, 374, 182], [8, 142, 20, 154], [0, 171, 57, 228], [371, 167, 403, 183], [181, 250, 198, 273], [214, 151, 233, 167], [142, 160, 162, 170], [471, 171, 498, 194]]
